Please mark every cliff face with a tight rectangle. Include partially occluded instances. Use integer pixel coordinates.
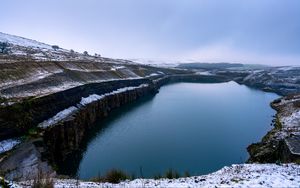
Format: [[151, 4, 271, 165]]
[[0, 78, 153, 140], [0, 81, 158, 180], [43, 84, 157, 167]]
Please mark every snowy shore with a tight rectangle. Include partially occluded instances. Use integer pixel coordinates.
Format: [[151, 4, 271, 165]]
[[15, 163, 300, 188]]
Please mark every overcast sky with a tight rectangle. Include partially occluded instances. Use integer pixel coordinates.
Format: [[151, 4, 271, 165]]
[[1, 0, 300, 65]]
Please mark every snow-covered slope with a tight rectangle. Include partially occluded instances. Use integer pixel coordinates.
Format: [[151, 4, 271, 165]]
[[0, 32, 179, 102], [0, 32, 96, 61], [0, 32, 53, 50]]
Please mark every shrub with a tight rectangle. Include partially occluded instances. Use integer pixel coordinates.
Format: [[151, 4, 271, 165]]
[[83, 51, 89, 56], [51, 45, 59, 50], [0, 42, 9, 54], [104, 169, 129, 183], [165, 169, 180, 179], [94, 53, 101, 57], [91, 169, 129, 184]]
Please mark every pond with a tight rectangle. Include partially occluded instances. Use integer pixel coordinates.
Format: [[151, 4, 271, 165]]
[[71, 82, 279, 179]]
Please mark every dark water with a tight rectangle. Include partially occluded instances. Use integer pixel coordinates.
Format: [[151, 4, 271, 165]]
[[77, 82, 279, 179]]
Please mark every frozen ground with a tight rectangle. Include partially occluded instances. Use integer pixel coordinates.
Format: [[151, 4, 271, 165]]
[[16, 163, 300, 188]]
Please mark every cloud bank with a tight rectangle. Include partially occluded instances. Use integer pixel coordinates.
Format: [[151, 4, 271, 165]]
[[1, 0, 300, 65]]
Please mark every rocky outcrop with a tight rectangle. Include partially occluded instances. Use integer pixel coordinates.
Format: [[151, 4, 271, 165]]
[[247, 94, 300, 163], [0, 139, 56, 181]]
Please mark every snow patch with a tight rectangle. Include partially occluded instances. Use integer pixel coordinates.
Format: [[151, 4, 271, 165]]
[[196, 71, 213, 75], [0, 138, 21, 154], [111, 66, 125, 71], [79, 84, 149, 106], [38, 106, 78, 129], [79, 94, 104, 106], [149, 73, 159, 76]]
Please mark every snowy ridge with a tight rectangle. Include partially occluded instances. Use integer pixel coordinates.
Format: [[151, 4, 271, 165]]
[[0, 32, 89, 61], [17, 163, 300, 188], [38, 84, 149, 129], [0, 138, 21, 154], [0, 32, 52, 49]]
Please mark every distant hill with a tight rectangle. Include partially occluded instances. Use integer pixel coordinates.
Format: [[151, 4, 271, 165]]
[[177, 63, 244, 70]]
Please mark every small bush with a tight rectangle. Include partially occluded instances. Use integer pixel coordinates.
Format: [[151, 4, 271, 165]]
[[94, 53, 101, 57], [104, 169, 129, 183], [51, 45, 59, 50], [0, 42, 9, 54], [83, 51, 89, 56], [91, 169, 129, 184], [165, 169, 180, 179]]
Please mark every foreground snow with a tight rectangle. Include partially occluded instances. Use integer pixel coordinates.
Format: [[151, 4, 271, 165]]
[[16, 163, 300, 188]]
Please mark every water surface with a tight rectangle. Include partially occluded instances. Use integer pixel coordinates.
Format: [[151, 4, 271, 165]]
[[77, 82, 279, 179]]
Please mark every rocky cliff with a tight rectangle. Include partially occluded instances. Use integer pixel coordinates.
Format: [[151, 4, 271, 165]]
[[247, 94, 300, 163]]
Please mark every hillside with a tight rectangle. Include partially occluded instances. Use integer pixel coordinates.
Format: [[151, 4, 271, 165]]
[[0, 32, 187, 104]]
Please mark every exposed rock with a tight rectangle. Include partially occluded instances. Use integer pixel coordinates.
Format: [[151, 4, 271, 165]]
[[0, 139, 55, 181], [248, 94, 300, 163]]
